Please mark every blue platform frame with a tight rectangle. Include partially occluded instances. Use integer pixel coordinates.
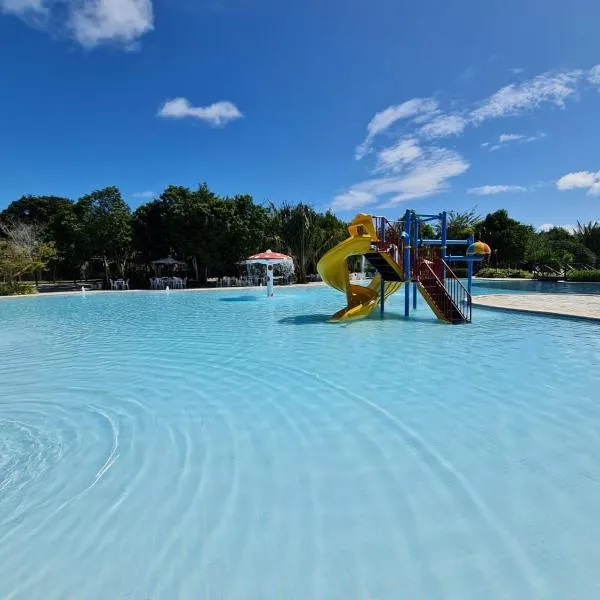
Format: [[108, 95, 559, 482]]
[[377, 210, 486, 318]]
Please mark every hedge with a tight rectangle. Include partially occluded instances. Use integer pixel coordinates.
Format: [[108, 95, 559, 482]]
[[0, 282, 37, 296], [475, 268, 533, 279], [566, 269, 600, 282]]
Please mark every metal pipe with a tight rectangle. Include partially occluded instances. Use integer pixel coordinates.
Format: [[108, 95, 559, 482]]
[[445, 255, 484, 261], [404, 209, 411, 317], [420, 239, 469, 246], [467, 233, 474, 296]]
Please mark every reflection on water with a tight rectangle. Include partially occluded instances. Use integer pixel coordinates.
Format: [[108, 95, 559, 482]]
[[0, 288, 599, 599]]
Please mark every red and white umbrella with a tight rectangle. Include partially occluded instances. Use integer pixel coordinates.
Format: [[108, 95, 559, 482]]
[[245, 250, 293, 296], [246, 250, 293, 264]]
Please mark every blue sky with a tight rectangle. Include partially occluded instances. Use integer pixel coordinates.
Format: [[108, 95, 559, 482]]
[[0, 0, 599, 229]]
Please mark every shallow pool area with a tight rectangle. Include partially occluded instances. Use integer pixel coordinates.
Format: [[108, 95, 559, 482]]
[[1, 288, 600, 599]]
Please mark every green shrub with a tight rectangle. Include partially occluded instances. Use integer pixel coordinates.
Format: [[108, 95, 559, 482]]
[[0, 282, 37, 296], [476, 267, 533, 279], [566, 269, 600, 282]]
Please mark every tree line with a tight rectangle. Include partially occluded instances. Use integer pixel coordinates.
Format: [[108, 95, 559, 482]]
[[1, 183, 599, 291], [444, 208, 600, 273], [0, 184, 348, 287]]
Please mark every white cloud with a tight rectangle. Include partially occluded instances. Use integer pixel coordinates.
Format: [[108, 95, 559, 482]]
[[158, 98, 243, 126], [376, 138, 422, 172], [132, 190, 155, 199], [510, 68, 524, 75], [355, 98, 437, 160], [0, 0, 44, 13], [381, 148, 469, 206], [70, 0, 153, 48], [467, 185, 527, 195], [333, 147, 469, 210], [589, 65, 600, 85], [471, 69, 583, 123], [556, 170, 600, 195], [336, 64, 598, 212], [331, 189, 377, 211], [354, 67, 583, 165], [498, 133, 525, 143], [419, 114, 467, 138], [483, 131, 546, 151], [0, 0, 153, 48], [523, 132, 547, 143]]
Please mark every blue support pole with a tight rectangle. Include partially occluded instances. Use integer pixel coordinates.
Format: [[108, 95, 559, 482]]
[[440, 211, 448, 281], [467, 233, 474, 296], [413, 217, 418, 310], [380, 218, 386, 315], [404, 210, 411, 317]]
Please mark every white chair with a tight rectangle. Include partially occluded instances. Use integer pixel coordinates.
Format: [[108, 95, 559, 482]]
[[109, 279, 117, 290], [123, 279, 130, 290]]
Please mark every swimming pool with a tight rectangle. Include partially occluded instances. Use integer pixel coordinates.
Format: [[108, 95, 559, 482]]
[[1, 288, 599, 599], [473, 278, 600, 295]]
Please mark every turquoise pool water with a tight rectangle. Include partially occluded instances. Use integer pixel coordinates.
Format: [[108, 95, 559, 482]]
[[472, 279, 600, 295], [1, 288, 599, 599]]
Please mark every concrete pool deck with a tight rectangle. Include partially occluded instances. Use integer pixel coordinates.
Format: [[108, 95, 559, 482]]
[[473, 294, 600, 321]]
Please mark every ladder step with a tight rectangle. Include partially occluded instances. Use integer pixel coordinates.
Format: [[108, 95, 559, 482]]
[[364, 252, 403, 281]]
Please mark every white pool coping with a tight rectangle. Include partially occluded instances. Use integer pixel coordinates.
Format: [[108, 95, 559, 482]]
[[0, 282, 329, 300], [473, 294, 600, 321]]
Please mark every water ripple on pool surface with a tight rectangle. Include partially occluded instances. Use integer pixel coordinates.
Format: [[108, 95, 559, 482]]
[[1, 289, 599, 599]]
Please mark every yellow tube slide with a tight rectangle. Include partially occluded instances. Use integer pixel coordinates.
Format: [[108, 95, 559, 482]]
[[317, 214, 403, 321]]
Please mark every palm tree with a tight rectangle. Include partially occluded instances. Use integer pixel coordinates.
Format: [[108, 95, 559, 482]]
[[267, 202, 346, 283], [437, 209, 481, 239], [575, 221, 600, 261]]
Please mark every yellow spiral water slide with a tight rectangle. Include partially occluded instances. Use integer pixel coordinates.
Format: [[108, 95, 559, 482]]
[[317, 214, 403, 321]]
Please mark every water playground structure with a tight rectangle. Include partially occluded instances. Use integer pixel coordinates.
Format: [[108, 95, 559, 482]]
[[246, 250, 294, 297], [317, 210, 491, 323]]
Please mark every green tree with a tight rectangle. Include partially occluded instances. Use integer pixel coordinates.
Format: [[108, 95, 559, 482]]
[[161, 183, 218, 283], [1, 195, 72, 237], [0, 218, 56, 283], [132, 200, 170, 263], [524, 234, 564, 272], [475, 209, 534, 266], [76, 187, 133, 279], [541, 227, 595, 266], [217, 194, 271, 271], [48, 202, 91, 281], [419, 222, 436, 239]]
